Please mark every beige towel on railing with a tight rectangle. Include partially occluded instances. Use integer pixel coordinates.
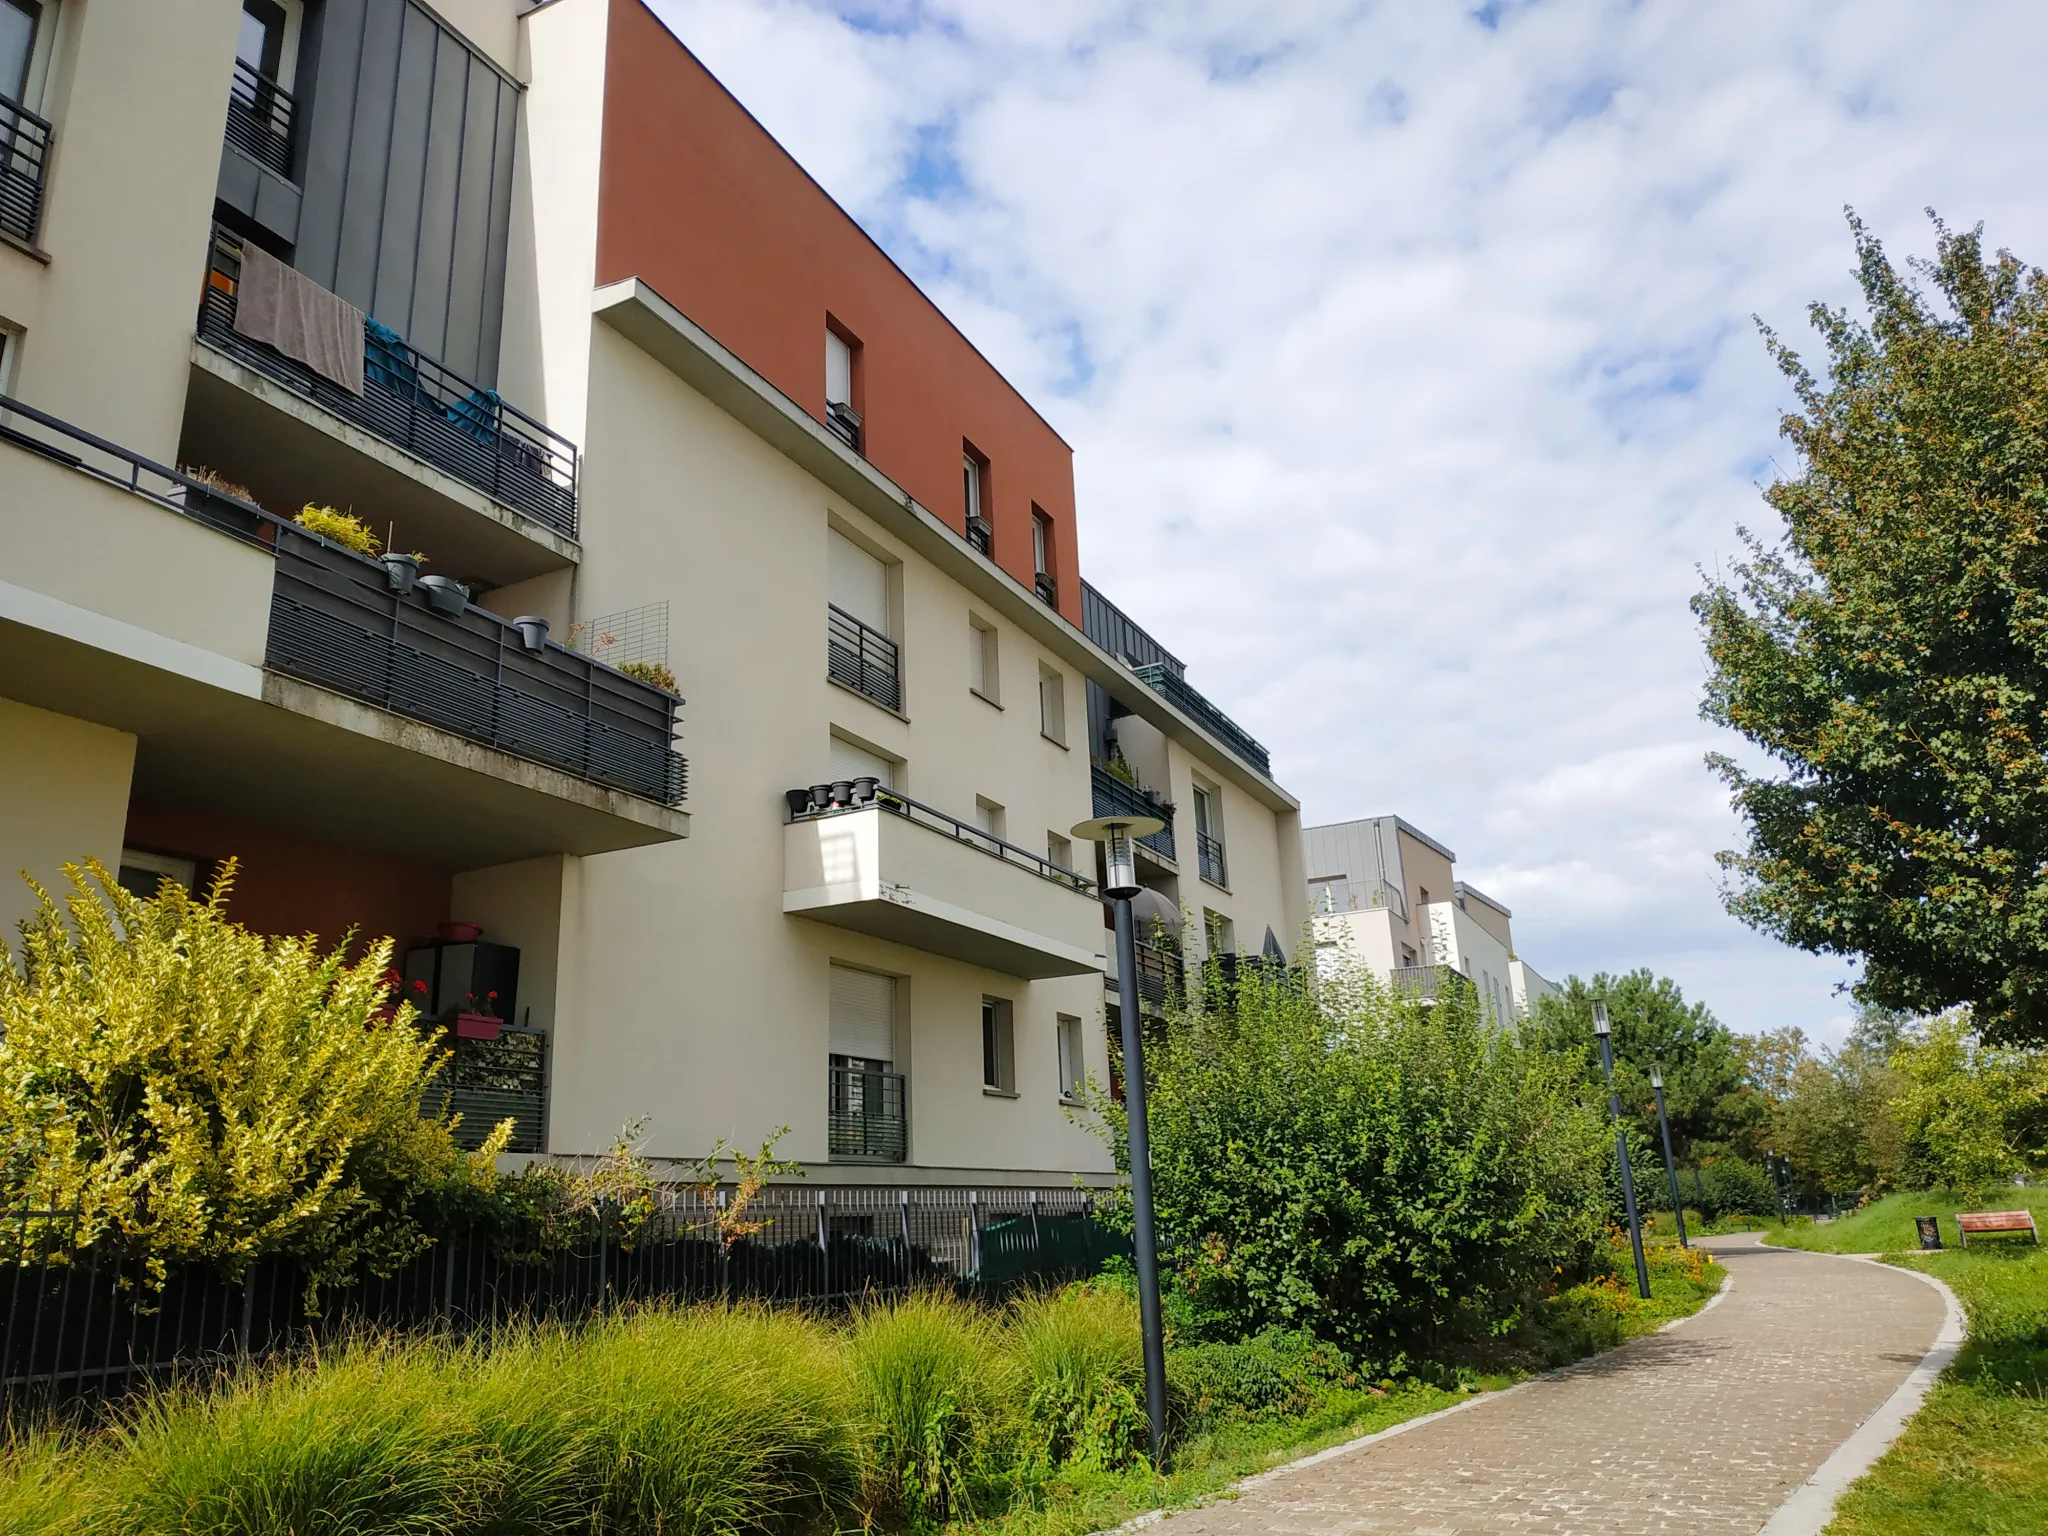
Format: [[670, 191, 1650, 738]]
[[232, 243, 365, 396]]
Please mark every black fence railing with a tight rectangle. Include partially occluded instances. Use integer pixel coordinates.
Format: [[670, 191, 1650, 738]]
[[199, 227, 580, 538], [967, 515, 994, 556], [1131, 662, 1271, 778], [0, 90, 52, 245], [1034, 571, 1059, 608], [271, 528, 686, 805], [438, 1024, 547, 1154], [0, 1188, 1126, 1406], [1091, 763, 1176, 861], [789, 784, 1098, 896], [827, 603, 900, 712], [1196, 830, 1228, 887], [225, 59, 294, 177], [829, 1066, 906, 1162], [1107, 938, 1183, 1015]]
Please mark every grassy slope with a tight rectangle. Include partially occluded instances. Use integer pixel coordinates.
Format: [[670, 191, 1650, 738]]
[[1766, 1190, 2047, 1536], [967, 1245, 1724, 1536]]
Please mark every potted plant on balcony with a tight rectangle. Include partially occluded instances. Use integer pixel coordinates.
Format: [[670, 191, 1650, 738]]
[[511, 615, 550, 652], [418, 575, 471, 616], [454, 990, 502, 1040]]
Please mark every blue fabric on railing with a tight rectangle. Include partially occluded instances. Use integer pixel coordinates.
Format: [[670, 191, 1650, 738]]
[[363, 317, 420, 399], [446, 387, 502, 445]]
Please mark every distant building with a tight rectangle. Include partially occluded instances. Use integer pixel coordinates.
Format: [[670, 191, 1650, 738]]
[[1301, 816, 1557, 1023]]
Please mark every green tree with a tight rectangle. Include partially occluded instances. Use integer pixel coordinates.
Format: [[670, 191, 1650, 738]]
[[1770, 1031, 1907, 1199], [1527, 970, 1759, 1164], [1696, 212, 2048, 1046], [1888, 1011, 2048, 1190]]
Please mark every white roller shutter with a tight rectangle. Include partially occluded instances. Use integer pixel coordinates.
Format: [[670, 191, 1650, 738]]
[[829, 965, 895, 1063], [828, 736, 894, 788], [828, 531, 888, 632], [827, 331, 853, 407]]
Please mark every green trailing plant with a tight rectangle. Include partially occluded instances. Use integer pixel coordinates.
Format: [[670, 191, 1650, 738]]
[[0, 861, 506, 1292]]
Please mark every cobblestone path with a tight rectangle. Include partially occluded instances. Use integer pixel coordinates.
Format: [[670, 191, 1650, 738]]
[[1151, 1235, 1945, 1536]]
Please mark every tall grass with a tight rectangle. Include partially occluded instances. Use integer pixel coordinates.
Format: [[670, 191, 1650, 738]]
[[1009, 1284, 1146, 1469]]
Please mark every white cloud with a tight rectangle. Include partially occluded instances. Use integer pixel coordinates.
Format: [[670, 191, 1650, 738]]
[[650, 0, 2048, 1045]]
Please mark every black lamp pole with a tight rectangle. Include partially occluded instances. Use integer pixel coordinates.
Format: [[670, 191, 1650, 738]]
[[1650, 1062, 1687, 1248], [1076, 815, 1169, 1464], [1593, 1000, 1651, 1299]]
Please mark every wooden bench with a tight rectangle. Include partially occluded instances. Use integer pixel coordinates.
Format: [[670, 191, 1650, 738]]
[[1957, 1210, 2039, 1247]]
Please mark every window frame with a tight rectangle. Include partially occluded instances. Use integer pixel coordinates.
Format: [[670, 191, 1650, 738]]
[[968, 614, 1001, 705], [981, 996, 1017, 1095], [1056, 1013, 1084, 1101], [1037, 663, 1067, 747]]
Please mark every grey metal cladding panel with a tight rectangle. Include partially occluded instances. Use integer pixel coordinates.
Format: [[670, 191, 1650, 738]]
[[294, 0, 369, 287], [370, 3, 437, 332], [409, 29, 471, 367], [331, 0, 405, 310], [473, 76, 517, 388], [442, 53, 501, 383]]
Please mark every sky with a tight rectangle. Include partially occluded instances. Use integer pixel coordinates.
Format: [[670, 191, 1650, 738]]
[[647, 0, 2048, 1047]]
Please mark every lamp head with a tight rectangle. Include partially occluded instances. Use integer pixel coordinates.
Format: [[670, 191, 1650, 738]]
[[1649, 1063, 1663, 1090], [1071, 814, 1164, 901], [1591, 999, 1611, 1037]]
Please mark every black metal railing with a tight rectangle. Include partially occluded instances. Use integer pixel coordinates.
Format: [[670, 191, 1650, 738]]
[[967, 515, 993, 556], [271, 528, 686, 804], [1034, 571, 1058, 608], [1107, 938, 1183, 1013], [827, 603, 901, 711], [829, 1066, 906, 1162], [826, 401, 862, 453], [0, 1188, 1126, 1406], [1389, 963, 1470, 1005], [0, 91, 52, 245], [789, 784, 1098, 896], [226, 59, 294, 178], [1197, 830, 1228, 887], [199, 227, 580, 537], [439, 1025, 547, 1154], [1091, 763, 1176, 861], [1131, 662, 1271, 777]]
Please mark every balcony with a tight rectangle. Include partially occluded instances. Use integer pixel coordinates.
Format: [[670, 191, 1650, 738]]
[[830, 1064, 906, 1162], [1389, 963, 1470, 1006], [440, 1024, 547, 1154], [0, 91, 51, 245], [827, 604, 901, 712], [784, 788, 1101, 979], [1090, 763, 1176, 861], [1105, 937, 1183, 1014], [196, 228, 579, 541], [272, 527, 685, 805], [225, 60, 294, 180], [1131, 662, 1271, 778], [1196, 830, 1228, 887]]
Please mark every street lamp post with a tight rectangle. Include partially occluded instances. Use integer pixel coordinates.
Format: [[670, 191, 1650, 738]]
[[1592, 1000, 1651, 1299], [1649, 1063, 1687, 1248], [1073, 811, 1169, 1464]]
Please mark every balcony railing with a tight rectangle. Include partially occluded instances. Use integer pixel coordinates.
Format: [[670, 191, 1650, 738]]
[[1090, 763, 1175, 861], [272, 527, 686, 804], [1389, 963, 1470, 1006], [827, 604, 901, 712], [1034, 571, 1058, 608], [226, 59, 294, 178], [199, 227, 580, 538], [967, 515, 993, 556], [0, 91, 52, 245], [789, 782, 1097, 896], [826, 401, 862, 453], [1107, 938, 1183, 1013], [440, 1024, 547, 1154], [1196, 831, 1227, 887], [1130, 663, 1271, 778], [829, 1065, 906, 1162]]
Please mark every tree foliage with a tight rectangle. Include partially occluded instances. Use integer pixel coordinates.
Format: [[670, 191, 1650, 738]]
[[1697, 212, 2048, 1045], [1100, 968, 1612, 1366]]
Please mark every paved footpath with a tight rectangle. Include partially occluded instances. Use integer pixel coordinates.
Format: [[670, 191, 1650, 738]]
[[1153, 1236, 1945, 1536]]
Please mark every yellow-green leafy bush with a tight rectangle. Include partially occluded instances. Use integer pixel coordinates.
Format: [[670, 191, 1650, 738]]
[[292, 504, 380, 556], [0, 861, 500, 1288]]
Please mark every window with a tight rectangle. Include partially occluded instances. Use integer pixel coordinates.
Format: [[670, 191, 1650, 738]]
[[829, 733, 895, 790], [827, 530, 900, 711], [1038, 664, 1067, 746], [238, 0, 287, 79], [1046, 831, 1073, 873], [974, 796, 1006, 843], [963, 445, 991, 553], [969, 615, 1000, 704], [1031, 507, 1057, 608], [830, 965, 896, 1067], [117, 849, 198, 901], [1400, 944, 1418, 967], [825, 323, 862, 451], [1193, 782, 1226, 886], [982, 997, 1016, 1094], [830, 965, 904, 1162], [1203, 909, 1236, 958], [1056, 1014, 1084, 1100], [0, 0, 39, 104]]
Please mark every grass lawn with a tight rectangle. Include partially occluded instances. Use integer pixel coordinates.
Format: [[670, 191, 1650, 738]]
[[966, 1244, 1725, 1536], [1764, 1187, 2047, 1256]]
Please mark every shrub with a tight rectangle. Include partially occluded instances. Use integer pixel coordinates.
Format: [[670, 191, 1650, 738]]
[[1166, 1328, 1354, 1432], [1010, 1282, 1147, 1469], [1692, 1157, 1778, 1222], [0, 861, 503, 1290], [847, 1289, 1018, 1520], [617, 659, 680, 693], [1104, 965, 1613, 1364], [293, 504, 381, 555]]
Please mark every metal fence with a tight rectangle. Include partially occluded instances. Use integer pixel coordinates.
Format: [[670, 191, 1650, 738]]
[[1196, 830, 1228, 887], [225, 60, 294, 178], [441, 1025, 548, 1154], [0, 1187, 1124, 1407], [1130, 662, 1271, 777], [0, 89, 52, 245], [199, 227, 580, 537], [1091, 763, 1176, 861], [827, 603, 901, 711]]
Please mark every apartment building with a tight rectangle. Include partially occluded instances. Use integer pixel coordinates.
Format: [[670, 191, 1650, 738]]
[[1302, 816, 1556, 1024], [0, 0, 1305, 1187]]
